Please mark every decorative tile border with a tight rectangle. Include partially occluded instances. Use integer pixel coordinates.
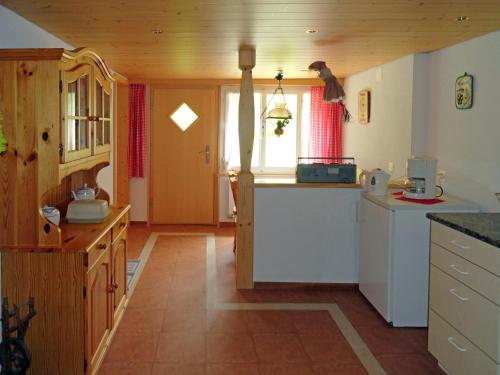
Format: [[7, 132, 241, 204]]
[[132, 232, 387, 375]]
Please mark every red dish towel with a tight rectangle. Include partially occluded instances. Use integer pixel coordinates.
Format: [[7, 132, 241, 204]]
[[392, 191, 444, 205]]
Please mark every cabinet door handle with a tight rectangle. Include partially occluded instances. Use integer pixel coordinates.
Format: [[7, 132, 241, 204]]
[[97, 243, 107, 250], [119, 222, 126, 228], [450, 240, 470, 250], [113, 283, 118, 290], [449, 288, 469, 301], [449, 264, 469, 275], [107, 285, 115, 293], [448, 337, 467, 352]]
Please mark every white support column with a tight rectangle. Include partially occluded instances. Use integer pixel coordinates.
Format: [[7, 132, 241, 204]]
[[236, 47, 255, 289]]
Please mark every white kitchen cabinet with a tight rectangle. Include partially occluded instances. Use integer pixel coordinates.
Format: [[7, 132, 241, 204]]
[[359, 193, 477, 327], [253, 186, 361, 283]]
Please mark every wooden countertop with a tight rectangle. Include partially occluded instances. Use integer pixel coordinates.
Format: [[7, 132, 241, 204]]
[[0, 205, 130, 253]]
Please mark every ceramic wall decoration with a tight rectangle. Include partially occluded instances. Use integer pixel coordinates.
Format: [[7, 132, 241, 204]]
[[455, 72, 473, 109], [358, 89, 370, 124]]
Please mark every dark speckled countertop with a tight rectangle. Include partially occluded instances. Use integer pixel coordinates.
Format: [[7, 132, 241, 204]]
[[427, 213, 500, 249]]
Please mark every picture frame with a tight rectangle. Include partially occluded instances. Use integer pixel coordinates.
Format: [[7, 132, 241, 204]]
[[358, 89, 370, 124], [455, 72, 473, 109]]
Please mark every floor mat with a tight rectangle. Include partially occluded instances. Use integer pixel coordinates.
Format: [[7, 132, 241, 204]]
[[127, 259, 141, 288]]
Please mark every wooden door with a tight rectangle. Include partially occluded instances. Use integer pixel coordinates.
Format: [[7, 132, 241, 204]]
[[112, 233, 127, 322], [85, 246, 112, 373], [151, 87, 217, 224]]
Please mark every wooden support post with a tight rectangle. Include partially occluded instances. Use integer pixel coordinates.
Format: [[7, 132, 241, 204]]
[[236, 47, 255, 289]]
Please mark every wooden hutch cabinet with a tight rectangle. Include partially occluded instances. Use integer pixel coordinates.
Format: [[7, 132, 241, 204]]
[[0, 48, 130, 375]]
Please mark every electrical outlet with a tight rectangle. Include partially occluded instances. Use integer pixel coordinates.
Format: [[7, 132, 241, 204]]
[[495, 193, 500, 203], [388, 162, 394, 172]]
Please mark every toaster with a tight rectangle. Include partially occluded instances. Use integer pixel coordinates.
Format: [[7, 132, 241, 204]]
[[66, 199, 109, 223]]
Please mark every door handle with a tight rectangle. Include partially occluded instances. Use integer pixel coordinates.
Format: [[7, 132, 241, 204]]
[[199, 145, 210, 164]]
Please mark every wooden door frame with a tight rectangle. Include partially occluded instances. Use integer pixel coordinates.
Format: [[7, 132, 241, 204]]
[[147, 84, 220, 225]]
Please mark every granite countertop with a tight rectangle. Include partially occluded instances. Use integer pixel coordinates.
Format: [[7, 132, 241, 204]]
[[427, 212, 500, 248]]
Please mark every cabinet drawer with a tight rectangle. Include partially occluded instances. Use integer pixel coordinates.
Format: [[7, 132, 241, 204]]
[[431, 243, 500, 305], [112, 212, 128, 242], [431, 222, 500, 276], [429, 310, 500, 375], [88, 231, 111, 270], [430, 265, 500, 361]]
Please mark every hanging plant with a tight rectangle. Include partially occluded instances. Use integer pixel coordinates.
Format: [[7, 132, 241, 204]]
[[0, 111, 7, 154], [274, 118, 289, 137]]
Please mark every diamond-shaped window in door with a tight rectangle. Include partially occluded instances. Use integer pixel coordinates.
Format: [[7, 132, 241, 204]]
[[170, 102, 199, 131]]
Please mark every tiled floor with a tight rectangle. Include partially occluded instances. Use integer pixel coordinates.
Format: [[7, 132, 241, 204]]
[[98, 224, 444, 375]]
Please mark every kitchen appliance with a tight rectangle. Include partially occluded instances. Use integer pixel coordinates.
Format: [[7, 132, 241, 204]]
[[358, 193, 477, 327], [66, 199, 109, 223], [296, 157, 356, 183], [359, 168, 390, 196], [403, 157, 439, 199], [71, 184, 100, 200]]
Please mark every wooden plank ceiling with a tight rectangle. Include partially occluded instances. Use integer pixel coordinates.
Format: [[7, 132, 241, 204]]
[[1, 0, 499, 79]]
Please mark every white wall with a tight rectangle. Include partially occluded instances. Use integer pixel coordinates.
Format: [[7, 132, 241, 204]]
[[343, 55, 415, 179], [0, 6, 72, 49], [424, 31, 500, 211]]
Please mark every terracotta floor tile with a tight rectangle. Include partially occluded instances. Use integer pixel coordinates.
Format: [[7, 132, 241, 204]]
[[329, 290, 368, 305], [376, 353, 445, 375], [253, 333, 309, 364], [299, 333, 359, 364], [118, 308, 165, 333], [245, 311, 296, 333], [162, 308, 207, 333], [104, 332, 158, 363], [167, 290, 206, 311], [156, 333, 206, 364], [206, 364, 260, 375], [98, 362, 153, 375], [259, 363, 315, 375], [135, 273, 174, 291], [206, 310, 248, 333], [207, 333, 257, 364], [171, 274, 207, 292], [128, 287, 169, 310], [289, 310, 341, 334], [152, 363, 206, 375], [311, 362, 368, 375], [355, 326, 422, 355], [338, 301, 388, 328]]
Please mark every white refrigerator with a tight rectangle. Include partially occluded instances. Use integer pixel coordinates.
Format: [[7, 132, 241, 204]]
[[358, 192, 477, 327]]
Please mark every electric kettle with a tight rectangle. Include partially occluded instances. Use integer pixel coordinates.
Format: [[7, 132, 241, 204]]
[[71, 184, 100, 200], [359, 168, 391, 196]]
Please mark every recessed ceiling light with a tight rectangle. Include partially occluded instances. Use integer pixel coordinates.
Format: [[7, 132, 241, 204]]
[[455, 16, 470, 22], [152, 27, 163, 35], [305, 29, 318, 34]]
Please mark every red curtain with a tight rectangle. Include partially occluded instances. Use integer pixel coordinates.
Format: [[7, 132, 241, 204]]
[[128, 84, 146, 178], [309, 86, 343, 162]]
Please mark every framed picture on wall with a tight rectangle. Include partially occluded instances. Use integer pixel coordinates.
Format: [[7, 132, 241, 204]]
[[455, 72, 473, 109], [358, 89, 370, 124]]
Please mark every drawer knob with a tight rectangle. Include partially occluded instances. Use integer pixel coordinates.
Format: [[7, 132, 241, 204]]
[[97, 244, 107, 250], [450, 264, 469, 275], [449, 288, 469, 301], [448, 337, 467, 352], [450, 239, 471, 250]]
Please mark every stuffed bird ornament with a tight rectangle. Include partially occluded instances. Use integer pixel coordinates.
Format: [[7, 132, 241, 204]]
[[309, 61, 351, 122]]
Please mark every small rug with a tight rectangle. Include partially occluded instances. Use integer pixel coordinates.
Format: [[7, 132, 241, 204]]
[[127, 259, 141, 288]]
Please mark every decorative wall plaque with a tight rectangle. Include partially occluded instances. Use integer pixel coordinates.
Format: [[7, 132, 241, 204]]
[[358, 89, 370, 124], [455, 72, 473, 110]]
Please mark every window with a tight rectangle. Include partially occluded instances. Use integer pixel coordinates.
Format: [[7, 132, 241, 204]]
[[221, 85, 311, 175]]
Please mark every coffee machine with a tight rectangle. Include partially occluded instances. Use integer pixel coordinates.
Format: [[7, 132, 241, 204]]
[[403, 156, 439, 199]]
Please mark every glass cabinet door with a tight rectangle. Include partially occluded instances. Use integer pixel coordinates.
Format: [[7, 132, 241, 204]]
[[62, 65, 92, 162], [93, 70, 112, 155]]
